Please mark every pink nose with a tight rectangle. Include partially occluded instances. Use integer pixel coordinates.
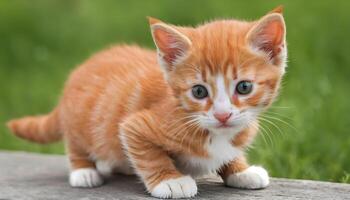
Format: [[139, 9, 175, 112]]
[[213, 112, 232, 123]]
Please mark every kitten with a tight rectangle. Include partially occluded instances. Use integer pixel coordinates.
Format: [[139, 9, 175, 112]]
[[7, 6, 287, 199]]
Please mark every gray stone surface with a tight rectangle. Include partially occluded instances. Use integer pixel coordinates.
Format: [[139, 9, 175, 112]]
[[0, 151, 349, 200]]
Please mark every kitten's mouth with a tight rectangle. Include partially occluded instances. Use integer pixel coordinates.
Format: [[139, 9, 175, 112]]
[[217, 123, 234, 129]]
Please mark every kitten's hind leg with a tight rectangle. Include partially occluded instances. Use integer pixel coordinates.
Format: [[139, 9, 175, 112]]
[[120, 110, 198, 199], [67, 142, 104, 188]]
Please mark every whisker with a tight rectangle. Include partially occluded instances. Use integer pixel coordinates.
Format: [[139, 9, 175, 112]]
[[185, 122, 202, 153], [257, 120, 275, 147], [264, 110, 293, 120], [249, 120, 270, 146], [170, 118, 199, 138], [260, 114, 298, 133], [166, 114, 198, 131], [269, 105, 292, 110], [177, 120, 201, 152], [258, 116, 285, 138]]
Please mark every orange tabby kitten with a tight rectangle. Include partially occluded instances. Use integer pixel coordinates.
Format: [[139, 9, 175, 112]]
[[7, 6, 287, 199]]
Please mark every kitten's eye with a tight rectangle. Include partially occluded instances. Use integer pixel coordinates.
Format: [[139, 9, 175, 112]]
[[192, 85, 208, 99], [236, 81, 253, 95]]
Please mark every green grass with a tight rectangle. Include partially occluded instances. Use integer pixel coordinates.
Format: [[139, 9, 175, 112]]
[[0, 0, 349, 183]]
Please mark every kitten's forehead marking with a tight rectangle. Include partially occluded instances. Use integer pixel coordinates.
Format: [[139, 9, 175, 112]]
[[225, 65, 234, 79], [199, 66, 213, 83]]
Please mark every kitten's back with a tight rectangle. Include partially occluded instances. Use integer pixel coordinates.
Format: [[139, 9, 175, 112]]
[[7, 45, 168, 148]]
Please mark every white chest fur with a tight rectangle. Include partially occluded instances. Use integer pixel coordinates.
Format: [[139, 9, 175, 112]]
[[175, 132, 241, 177]]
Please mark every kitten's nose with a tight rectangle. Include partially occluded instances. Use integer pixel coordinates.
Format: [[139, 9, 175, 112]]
[[214, 112, 232, 124]]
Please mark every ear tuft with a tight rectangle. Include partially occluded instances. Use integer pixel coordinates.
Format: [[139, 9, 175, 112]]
[[147, 16, 163, 25], [269, 5, 284, 14]]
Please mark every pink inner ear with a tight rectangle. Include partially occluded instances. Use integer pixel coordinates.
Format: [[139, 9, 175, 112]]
[[153, 28, 186, 65], [257, 20, 284, 59]]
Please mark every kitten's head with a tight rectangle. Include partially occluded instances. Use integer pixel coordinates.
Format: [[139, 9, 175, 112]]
[[149, 7, 287, 134]]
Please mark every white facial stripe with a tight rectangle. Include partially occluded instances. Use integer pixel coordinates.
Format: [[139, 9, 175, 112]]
[[213, 75, 231, 113]]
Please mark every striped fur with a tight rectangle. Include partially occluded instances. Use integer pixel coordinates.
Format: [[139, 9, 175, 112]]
[[7, 6, 287, 198]]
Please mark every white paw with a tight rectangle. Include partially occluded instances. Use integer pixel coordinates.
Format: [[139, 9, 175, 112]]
[[151, 176, 197, 199], [225, 166, 269, 189], [69, 168, 104, 188]]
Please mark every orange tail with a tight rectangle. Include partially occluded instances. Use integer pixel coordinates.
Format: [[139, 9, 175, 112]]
[[7, 108, 61, 144]]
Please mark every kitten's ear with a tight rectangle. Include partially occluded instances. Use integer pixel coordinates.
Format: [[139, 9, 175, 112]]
[[246, 13, 287, 67], [148, 17, 192, 71]]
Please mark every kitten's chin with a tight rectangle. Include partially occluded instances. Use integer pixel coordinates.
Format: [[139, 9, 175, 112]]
[[207, 124, 245, 136]]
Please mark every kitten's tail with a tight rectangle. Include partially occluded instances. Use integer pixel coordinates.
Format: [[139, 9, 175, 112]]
[[6, 108, 62, 144]]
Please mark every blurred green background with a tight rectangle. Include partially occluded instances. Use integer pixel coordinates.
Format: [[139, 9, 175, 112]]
[[0, 0, 349, 183]]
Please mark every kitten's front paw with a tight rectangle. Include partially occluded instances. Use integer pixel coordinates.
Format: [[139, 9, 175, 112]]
[[151, 176, 197, 199], [225, 166, 269, 189], [69, 168, 104, 188]]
